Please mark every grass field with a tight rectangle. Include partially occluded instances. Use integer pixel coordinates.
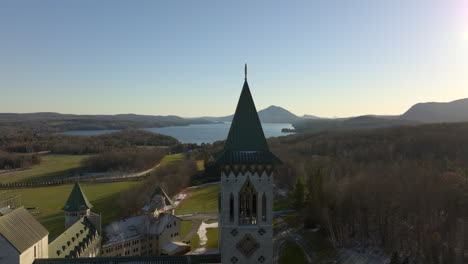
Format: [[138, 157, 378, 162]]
[[11, 181, 140, 238], [0, 154, 90, 184], [180, 220, 192, 238], [175, 184, 219, 215], [279, 240, 308, 264], [206, 227, 219, 248], [190, 234, 200, 249], [196, 160, 204, 171], [160, 153, 184, 166]]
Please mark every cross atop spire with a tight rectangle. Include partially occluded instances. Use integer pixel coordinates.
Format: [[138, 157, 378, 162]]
[[244, 63, 247, 81]]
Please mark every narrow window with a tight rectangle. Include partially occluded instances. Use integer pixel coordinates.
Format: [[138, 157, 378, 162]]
[[262, 193, 267, 221], [239, 178, 257, 224], [229, 193, 234, 221]]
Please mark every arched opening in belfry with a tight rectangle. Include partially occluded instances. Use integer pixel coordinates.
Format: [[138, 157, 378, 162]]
[[262, 193, 267, 221], [230, 193, 234, 222], [239, 177, 257, 225]]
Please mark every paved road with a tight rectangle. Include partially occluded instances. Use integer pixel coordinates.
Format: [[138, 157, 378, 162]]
[[177, 212, 219, 245], [177, 211, 218, 221]]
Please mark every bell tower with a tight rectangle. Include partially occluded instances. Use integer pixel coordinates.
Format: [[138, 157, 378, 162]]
[[63, 182, 93, 229], [218, 65, 281, 264]]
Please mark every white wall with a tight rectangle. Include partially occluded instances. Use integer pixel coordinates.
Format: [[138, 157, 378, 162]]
[[219, 170, 274, 264], [19, 235, 48, 264], [158, 216, 182, 251], [0, 235, 19, 264]]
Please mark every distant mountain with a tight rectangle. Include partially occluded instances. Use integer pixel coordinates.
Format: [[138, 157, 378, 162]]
[[200, 105, 303, 124], [293, 115, 419, 133], [401, 98, 468, 123]]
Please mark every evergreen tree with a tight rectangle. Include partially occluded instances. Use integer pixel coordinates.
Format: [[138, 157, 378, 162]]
[[291, 178, 307, 210]]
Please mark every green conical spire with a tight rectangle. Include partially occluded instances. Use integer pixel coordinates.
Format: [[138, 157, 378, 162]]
[[62, 182, 93, 212], [216, 66, 281, 165], [224, 79, 269, 152]]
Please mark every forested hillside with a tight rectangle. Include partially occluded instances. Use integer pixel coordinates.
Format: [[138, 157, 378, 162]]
[[268, 122, 468, 263]]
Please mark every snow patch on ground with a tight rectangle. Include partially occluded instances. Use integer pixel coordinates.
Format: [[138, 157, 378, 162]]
[[173, 193, 187, 207], [197, 221, 218, 246]]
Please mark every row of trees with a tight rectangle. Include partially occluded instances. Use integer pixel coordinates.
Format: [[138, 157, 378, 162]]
[[0, 129, 179, 154], [81, 148, 166, 173], [271, 122, 468, 263], [0, 151, 41, 170]]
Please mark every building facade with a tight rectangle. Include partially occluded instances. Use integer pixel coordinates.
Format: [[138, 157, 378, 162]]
[[218, 65, 281, 264], [100, 186, 184, 257], [48, 217, 102, 258], [0, 207, 49, 264]]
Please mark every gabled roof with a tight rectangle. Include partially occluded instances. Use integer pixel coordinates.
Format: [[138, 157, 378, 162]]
[[151, 186, 175, 208], [142, 186, 175, 213], [0, 207, 49, 253], [49, 217, 101, 258], [63, 183, 93, 212]]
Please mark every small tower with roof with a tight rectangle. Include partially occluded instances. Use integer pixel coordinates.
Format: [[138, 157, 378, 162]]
[[63, 182, 93, 230], [218, 65, 281, 264], [141, 186, 176, 218]]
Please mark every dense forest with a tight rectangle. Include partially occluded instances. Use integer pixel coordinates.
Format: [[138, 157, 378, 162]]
[[82, 148, 166, 173], [268, 122, 468, 263], [0, 112, 212, 132], [0, 129, 179, 171]]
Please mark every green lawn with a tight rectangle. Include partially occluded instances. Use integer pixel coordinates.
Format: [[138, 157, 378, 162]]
[[180, 220, 192, 238], [160, 153, 184, 166], [0, 154, 89, 184], [196, 160, 204, 171], [206, 227, 219, 248], [279, 240, 308, 264], [12, 181, 140, 239], [189, 234, 200, 249], [175, 184, 219, 215]]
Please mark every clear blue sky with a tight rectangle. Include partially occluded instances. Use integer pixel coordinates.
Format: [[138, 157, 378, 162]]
[[1, 0, 467, 117]]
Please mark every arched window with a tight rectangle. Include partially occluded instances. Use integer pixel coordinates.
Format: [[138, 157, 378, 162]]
[[230, 193, 234, 222], [262, 193, 267, 221], [239, 178, 257, 225]]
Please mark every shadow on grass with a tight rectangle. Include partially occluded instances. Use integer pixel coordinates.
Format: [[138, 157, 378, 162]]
[[19, 168, 80, 183], [36, 191, 124, 240], [37, 211, 65, 240], [90, 193, 122, 226]]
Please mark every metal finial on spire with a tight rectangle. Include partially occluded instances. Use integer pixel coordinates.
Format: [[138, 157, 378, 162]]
[[244, 64, 247, 80]]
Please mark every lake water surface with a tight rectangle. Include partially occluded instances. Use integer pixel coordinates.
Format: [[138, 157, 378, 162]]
[[62, 123, 295, 144]]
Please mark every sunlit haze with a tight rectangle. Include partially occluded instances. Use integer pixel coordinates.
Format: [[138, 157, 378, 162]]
[[1, 0, 467, 117]]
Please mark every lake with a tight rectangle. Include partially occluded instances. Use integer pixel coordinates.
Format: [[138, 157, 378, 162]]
[[62, 123, 295, 144]]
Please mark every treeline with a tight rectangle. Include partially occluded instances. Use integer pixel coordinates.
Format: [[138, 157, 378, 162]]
[[118, 159, 197, 217], [269, 122, 468, 263], [0, 151, 41, 170], [0, 113, 212, 133], [0, 129, 179, 154], [82, 148, 166, 173]]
